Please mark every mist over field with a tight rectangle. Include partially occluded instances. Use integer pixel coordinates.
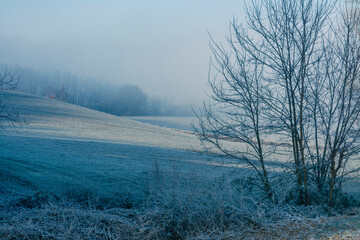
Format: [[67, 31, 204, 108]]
[[15, 67, 195, 116], [0, 0, 244, 105]]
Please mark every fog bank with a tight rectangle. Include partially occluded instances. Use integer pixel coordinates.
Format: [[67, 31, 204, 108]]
[[0, 0, 245, 105]]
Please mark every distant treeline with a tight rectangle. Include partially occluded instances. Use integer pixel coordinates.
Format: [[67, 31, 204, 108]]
[[16, 67, 193, 116]]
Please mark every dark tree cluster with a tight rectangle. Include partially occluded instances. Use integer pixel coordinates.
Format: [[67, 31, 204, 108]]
[[16, 68, 192, 116]]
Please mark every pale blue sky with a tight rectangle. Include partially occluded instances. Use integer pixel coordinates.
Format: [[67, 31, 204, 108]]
[[0, 1, 245, 103]]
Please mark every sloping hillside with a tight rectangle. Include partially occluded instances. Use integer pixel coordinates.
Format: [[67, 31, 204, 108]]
[[1, 91, 202, 150], [0, 91, 227, 202]]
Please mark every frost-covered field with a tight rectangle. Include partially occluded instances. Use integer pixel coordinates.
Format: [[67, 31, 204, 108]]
[[2, 92, 360, 239], [0, 92, 236, 203], [128, 116, 196, 131]]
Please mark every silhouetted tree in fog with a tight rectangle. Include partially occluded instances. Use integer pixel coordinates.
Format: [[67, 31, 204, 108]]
[[0, 66, 19, 131]]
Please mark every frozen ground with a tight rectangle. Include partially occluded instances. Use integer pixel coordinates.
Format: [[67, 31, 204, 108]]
[[1, 91, 360, 200], [1, 92, 203, 150], [0, 92, 236, 203], [2, 92, 360, 239], [128, 116, 196, 131]]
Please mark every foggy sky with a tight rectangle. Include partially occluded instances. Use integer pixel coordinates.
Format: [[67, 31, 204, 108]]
[[0, 0, 245, 104]]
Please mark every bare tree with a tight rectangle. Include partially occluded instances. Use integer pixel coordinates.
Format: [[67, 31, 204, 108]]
[[195, 39, 272, 196], [195, 0, 360, 206], [319, 0, 360, 205], [0, 66, 19, 130]]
